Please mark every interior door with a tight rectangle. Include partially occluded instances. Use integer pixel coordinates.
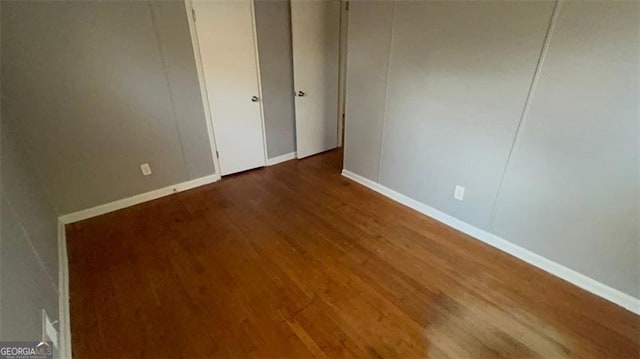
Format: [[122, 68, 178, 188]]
[[291, 0, 341, 159], [192, 0, 266, 175]]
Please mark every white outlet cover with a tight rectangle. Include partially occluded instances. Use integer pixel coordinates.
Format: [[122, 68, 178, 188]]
[[454, 185, 465, 201], [140, 163, 152, 176]]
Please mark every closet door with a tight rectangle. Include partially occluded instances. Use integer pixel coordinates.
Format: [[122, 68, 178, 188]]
[[290, 0, 341, 159], [192, 0, 266, 176]]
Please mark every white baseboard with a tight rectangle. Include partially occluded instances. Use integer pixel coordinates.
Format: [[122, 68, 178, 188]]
[[57, 221, 72, 358], [341, 169, 640, 315], [55, 173, 220, 355], [59, 174, 219, 224], [266, 152, 297, 166]]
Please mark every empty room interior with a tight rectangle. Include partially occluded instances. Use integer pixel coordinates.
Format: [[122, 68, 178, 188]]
[[1, 0, 639, 357]]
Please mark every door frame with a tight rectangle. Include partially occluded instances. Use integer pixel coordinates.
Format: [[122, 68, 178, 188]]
[[337, 0, 349, 148], [184, 0, 268, 177]]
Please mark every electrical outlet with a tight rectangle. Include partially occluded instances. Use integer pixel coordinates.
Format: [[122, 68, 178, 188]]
[[140, 163, 152, 176], [454, 185, 465, 201]]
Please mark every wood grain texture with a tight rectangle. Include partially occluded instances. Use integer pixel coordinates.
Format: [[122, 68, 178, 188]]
[[67, 150, 639, 358]]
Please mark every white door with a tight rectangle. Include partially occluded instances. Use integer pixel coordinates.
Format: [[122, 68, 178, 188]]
[[291, 0, 341, 159], [192, 0, 266, 176]]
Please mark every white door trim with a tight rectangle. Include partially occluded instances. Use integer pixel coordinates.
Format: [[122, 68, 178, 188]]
[[337, 0, 349, 147], [184, 0, 222, 180]]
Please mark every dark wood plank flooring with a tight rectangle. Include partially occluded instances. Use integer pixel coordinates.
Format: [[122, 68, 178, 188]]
[[67, 150, 639, 358]]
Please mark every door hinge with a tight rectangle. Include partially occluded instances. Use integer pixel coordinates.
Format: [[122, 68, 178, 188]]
[[345, 1, 350, 11], [191, 7, 196, 22], [216, 151, 219, 159]]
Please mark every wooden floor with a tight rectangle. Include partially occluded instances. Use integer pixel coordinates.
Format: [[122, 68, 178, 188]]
[[67, 150, 639, 358]]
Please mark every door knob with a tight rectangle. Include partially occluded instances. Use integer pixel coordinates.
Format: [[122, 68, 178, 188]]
[[297, 91, 305, 97], [251, 96, 259, 102]]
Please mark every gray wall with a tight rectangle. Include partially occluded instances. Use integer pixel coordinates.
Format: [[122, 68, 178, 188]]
[[0, 0, 296, 342], [254, 0, 297, 158], [1, 0, 215, 215], [491, 0, 639, 297], [1, 119, 60, 341], [343, 0, 394, 180], [344, 0, 639, 297]]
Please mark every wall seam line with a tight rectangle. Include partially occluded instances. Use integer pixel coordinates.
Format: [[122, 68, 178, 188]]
[[148, 1, 191, 180], [1, 189, 59, 296], [376, 0, 397, 184], [487, 0, 562, 231]]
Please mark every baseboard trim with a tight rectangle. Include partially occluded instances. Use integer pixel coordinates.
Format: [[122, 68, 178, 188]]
[[266, 152, 297, 166], [57, 221, 72, 358], [59, 174, 219, 224], [341, 169, 640, 315]]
